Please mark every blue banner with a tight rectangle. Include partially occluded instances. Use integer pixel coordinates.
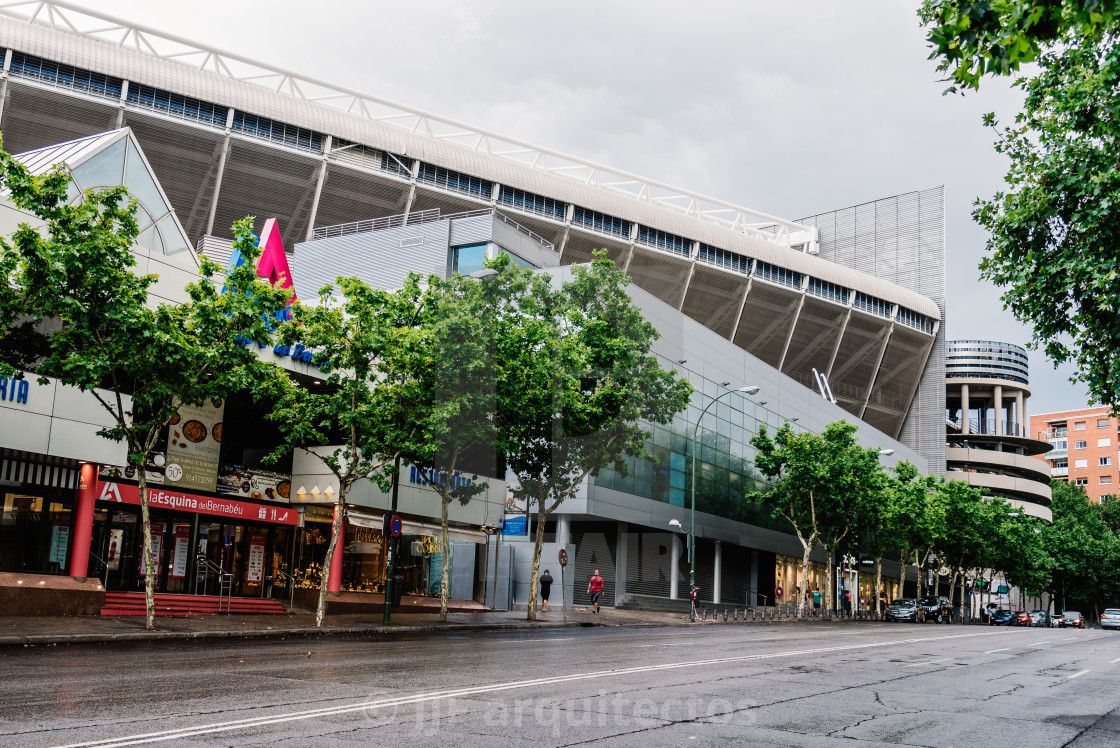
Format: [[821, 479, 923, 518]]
[[502, 515, 527, 536]]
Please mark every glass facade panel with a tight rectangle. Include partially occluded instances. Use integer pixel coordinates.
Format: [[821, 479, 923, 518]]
[[453, 243, 489, 276], [70, 137, 127, 192]]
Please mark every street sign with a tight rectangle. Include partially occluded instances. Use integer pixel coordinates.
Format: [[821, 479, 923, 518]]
[[775, 585, 784, 599], [502, 515, 527, 536], [997, 584, 1009, 594], [389, 515, 403, 537], [558, 548, 568, 568]]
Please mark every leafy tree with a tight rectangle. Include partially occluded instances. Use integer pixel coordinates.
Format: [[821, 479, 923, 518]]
[[750, 420, 887, 617], [43, 215, 289, 630], [497, 252, 692, 622], [887, 462, 943, 602], [0, 147, 75, 377], [971, 38, 1120, 406], [399, 270, 497, 623], [919, 0, 1120, 92], [1044, 480, 1119, 615], [930, 480, 990, 620], [265, 276, 422, 627]]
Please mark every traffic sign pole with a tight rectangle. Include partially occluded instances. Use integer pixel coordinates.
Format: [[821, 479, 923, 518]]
[[558, 548, 568, 623]]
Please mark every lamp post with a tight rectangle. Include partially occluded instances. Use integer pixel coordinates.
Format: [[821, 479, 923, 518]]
[[383, 266, 498, 625], [687, 385, 759, 622]]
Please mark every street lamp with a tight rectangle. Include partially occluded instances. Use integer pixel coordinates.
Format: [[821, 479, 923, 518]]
[[383, 265, 500, 625], [687, 384, 760, 621]]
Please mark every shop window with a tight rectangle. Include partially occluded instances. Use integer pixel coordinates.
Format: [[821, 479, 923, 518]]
[[0, 491, 73, 574]]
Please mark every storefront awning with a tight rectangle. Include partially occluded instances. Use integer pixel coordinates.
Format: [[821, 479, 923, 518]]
[[347, 512, 487, 544]]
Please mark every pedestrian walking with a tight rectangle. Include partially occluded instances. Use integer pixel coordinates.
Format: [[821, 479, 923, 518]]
[[812, 586, 822, 615], [879, 593, 887, 618], [539, 569, 554, 613], [587, 569, 604, 614]]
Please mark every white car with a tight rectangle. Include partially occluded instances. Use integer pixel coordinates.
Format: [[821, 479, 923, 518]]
[[1102, 609, 1120, 630]]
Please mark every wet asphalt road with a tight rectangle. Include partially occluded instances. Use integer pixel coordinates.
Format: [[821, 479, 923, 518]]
[[0, 621, 1118, 746]]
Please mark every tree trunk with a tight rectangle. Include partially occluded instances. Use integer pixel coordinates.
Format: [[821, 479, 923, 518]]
[[316, 496, 345, 628], [948, 569, 957, 623], [933, 566, 941, 597], [899, 550, 907, 598], [525, 498, 547, 621], [825, 547, 834, 615], [137, 469, 156, 631], [439, 495, 451, 623], [874, 556, 883, 620], [799, 542, 812, 619]]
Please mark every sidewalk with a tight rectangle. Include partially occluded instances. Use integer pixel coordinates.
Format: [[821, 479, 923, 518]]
[[0, 605, 880, 647]]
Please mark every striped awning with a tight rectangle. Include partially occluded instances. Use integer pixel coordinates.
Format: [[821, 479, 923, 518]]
[[0, 459, 78, 490]]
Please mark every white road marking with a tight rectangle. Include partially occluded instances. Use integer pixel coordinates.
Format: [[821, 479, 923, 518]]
[[1028, 642, 1049, 646], [636, 642, 698, 647], [905, 658, 949, 667], [1062, 636, 1078, 641], [51, 629, 1016, 748], [984, 648, 1009, 654], [1111, 656, 1120, 663], [1067, 669, 1090, 679]]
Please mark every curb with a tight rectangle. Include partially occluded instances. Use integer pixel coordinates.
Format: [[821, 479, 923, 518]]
[[0, 619, 596, 647]]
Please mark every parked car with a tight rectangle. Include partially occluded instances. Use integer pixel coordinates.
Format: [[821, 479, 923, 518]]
[[1029, 610, 1051, 627], [918, 596, 953, 623], [1101, 609, 1120, 630], [1061, 611, 1085, 629], [989, 609, 1015, 625], [1013, 610, 1033, 626], [885, 598, 925, 622]]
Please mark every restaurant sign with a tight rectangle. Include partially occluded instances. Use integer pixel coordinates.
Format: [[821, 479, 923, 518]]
[[94, 479, 298, 526]]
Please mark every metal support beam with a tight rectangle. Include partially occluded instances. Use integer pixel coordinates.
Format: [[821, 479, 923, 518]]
[[859, 321, 896, 420], [303, 135, 331, 242], [677, 262, 696, 312], [728, 277, 753, 343], [204, 113, 233, 236], [776, 288, 808, 372]]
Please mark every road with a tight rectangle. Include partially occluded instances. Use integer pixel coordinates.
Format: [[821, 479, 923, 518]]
[[0, 621, 1117, 746]]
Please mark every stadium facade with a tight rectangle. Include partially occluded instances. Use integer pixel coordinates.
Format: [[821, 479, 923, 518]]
[[0, 3, 944, 613]]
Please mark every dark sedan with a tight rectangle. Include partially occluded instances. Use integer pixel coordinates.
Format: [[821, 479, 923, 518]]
[[885, 598, 925, 622], [918, 596, 952, 623]]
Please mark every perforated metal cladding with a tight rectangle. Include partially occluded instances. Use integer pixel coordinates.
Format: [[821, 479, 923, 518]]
[[121, 111, 225, 245], [781, 296, 849, 386], [448, 214, 490, 246], [208, 138, 319, 240], [2, 82, 118, 153], [827, 312, 889, 411], [625, 532, 672, 597], [733, 281, 802, 369], [559, 229, 629, 266], [864, 326, 935, 437], [720, 543, 750, 605], [799, 187, 946, 473], [693, 539, 716, 604], [626, 248, 691, 310], [311, 163, 410, 230], [680, 264, 748, 339]]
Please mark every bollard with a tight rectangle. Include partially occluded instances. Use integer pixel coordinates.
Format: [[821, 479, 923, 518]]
[[734, 609, 738, 621], [723, 609, 728, 622], [702, 608, 707, 621], [752, 608, 756, 621], [768, 607, 773, 621]]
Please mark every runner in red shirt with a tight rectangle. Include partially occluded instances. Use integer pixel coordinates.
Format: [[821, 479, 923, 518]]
[[587, 569, 604, 615]]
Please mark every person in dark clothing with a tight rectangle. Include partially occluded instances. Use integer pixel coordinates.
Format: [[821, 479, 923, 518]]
[[539, 569, 554, 613]]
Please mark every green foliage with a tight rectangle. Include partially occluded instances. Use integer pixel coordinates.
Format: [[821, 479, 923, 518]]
[[1044, 480, 1120, 610], [919, 0, 1120, 92], [973, 37, 1120, 406], [496, 251, 692, 620]]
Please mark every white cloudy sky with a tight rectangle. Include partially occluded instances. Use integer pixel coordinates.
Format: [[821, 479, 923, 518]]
[[76, 0, 1087, 415]]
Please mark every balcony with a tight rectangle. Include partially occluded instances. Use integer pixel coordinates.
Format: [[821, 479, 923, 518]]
[[1051, 466, 1069, 477]]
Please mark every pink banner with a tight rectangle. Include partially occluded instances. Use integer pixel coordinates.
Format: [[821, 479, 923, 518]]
[[94, 479, 298, 526]]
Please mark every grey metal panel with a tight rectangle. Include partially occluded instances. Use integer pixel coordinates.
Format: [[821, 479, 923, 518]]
[[799, 187, 946, 473], [450, 540, 476, 601], [292, 219, 450, 297], [489, 215, 560, 269], [448, 214, 491, 246]]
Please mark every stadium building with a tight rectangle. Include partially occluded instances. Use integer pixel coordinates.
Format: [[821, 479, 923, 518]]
[[0, 3, 945, 614]]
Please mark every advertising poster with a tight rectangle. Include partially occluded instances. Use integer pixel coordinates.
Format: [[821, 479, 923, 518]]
[[217, 466, 292, 503], [170, 526, 190, 578], [49, 522, 69, 568], [246, 534, 266, 583], [106, 528, 124, 571], [164, 397, 225, 493], [138, 524, 164, 577]]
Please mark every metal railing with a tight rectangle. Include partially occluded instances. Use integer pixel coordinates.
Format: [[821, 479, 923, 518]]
[[195, 555, 233, 613], [270, 567, 297, 614], [87, 549, 110, 591], [312, 207, 555, 252]]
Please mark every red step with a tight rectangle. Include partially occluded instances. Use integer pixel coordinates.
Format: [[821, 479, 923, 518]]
[[100, 592, 288, 616]]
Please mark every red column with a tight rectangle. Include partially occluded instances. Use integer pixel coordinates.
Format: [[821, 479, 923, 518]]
[[327, 503, 343, 595], [70, 463, 98, 580]]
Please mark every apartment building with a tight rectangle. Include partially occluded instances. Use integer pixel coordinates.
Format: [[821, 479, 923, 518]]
[[1031, 408, 1120, 502]]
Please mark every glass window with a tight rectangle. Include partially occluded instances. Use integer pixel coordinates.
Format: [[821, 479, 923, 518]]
[[1100, 475, 1113, 485], [1075, 421, 1087, 430], [1075, 459, 1088, 469], [1, 491, 73, 574], [499, 249, 538, 270], [1075, 478, 1089, 486], [1098, 418, 1111, 428], [1099, 457, 1112, 467], [124, 139, 171, 219], [70, 137, 127, 193], [1098, 438, 1112, 448], [452, 243, 489, 276], [1075, 440, 1088, 449], [156, 213, 191, 255]]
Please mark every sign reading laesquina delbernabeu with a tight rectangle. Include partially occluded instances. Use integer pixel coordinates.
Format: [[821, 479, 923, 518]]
[[92, 479, 298, 526]]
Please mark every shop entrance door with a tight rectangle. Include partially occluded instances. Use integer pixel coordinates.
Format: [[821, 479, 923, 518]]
[[99, 510, 138, 591]]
